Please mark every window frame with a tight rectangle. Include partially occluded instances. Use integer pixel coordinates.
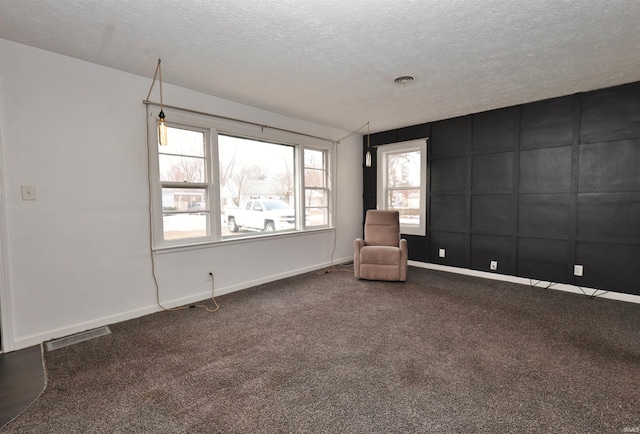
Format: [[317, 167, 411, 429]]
[[149, 109, 334, 249], [376, 138, 427, 236], [302, 146, 331, 229]]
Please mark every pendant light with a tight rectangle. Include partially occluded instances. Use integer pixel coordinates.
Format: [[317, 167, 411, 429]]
[[156, 59, 168, 146], [146, 59, 168, 146], [365, 122, 372, 168]]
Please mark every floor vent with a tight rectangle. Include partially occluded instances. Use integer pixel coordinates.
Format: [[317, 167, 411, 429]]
[[45, 326, 111, 351]]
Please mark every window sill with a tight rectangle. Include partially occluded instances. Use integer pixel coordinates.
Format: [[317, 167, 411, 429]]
[[153, 227, 335, 255], [400, 227, 426, 236]]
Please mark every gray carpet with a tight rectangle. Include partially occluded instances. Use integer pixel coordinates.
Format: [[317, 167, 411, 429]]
[[3, 267, 639, 433]]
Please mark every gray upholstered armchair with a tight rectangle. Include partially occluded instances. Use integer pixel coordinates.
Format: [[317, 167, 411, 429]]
[[354, 210, 408, 281]]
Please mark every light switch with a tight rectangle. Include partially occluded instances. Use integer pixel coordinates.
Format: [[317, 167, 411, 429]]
[[21, 185, 36, 201]]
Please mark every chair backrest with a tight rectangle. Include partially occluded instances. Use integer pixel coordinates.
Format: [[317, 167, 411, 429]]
[[364, 210, 400, 247]]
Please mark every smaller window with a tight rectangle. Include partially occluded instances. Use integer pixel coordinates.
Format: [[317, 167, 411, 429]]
[[158, 125, 211, 243], [376, 139, 427, 236], [303, 148, 330, 228]]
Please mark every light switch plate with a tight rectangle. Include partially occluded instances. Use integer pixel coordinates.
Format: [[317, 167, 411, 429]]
[[439, 249, 445, 258], [21, 185, 36, 201]]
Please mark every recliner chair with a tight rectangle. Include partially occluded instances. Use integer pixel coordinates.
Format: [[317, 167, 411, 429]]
[[354, 210, 408, 281]]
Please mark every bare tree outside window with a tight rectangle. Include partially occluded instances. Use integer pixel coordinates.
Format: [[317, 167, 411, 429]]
[[377, 139, 427, 236], [227, 164, 271, 207], [304, 148, 329, 226], [219, 145, 237, 200], [218, 134, 296, 235], [153, 122, 333, 246], [159, 126, 209, 240], [276, 156, 294, 204], [162, 156, 204, 182]]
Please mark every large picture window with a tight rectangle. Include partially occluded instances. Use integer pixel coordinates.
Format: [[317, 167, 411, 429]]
[[219, 134, 296, 235], [151, 112, 333, 248], [376, 139, 427, 236]]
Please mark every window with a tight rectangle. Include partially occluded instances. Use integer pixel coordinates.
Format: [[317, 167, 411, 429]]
[[158, 126, 210, 241], [219, 134, 297, 235], [151, 111, 332, 248], [304, 148, 329, 227], [376, 139, 427, 236]]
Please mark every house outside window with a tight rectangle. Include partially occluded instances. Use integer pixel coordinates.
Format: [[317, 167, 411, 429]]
[[158, 126, 210, 241], [150, 111, 333, 248]]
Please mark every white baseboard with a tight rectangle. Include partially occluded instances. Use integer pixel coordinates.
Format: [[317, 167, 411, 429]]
[[410, 261, 640, 305], [213, 256, 352, 297], [11, 256, 353, 352], [13, 304, 162, 351], [22, 257, 632, 352]]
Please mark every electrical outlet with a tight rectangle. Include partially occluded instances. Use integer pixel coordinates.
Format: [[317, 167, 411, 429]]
[[439, 248, 445, 258], [574, 265, 583, 277], [490, 260, 498, 271]]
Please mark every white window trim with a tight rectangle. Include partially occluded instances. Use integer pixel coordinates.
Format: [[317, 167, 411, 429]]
[[151, 121, 214, 247], [376, 138, 427, 236], [149, 108, 334, 249], [301, 145, 332, 231]]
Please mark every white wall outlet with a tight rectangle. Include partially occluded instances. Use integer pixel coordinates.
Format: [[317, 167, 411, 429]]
[[21, 184, 36, 201], [439, 248, 445, 258], [490, 260, 498, 271], [574, 265, 584, 277]]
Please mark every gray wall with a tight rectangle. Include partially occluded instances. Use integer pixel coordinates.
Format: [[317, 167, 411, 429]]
[[364, 81, 640, 296]]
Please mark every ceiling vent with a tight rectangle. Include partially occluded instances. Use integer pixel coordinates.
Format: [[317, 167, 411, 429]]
[[394, 75, 414, 84]]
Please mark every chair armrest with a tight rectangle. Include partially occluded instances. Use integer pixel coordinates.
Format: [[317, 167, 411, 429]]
[[399, 238, 408, 281], [354, 238, 366, 278]]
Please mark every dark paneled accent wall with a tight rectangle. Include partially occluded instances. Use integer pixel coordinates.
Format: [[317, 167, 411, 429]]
[[363, 82, 640, 296]]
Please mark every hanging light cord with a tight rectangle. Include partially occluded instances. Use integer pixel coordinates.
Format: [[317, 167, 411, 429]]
[[144, 69, 218, 314], [145, 60, 160, 102], [316, 143, 352, 276], [158, 60, 164, 113], [335, 121, 369, 144], [316, 121, 370, 275]]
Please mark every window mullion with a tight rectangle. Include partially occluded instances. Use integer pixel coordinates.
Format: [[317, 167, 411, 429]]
[[209, 129, 221, 240], [297, 145, 305, 230]]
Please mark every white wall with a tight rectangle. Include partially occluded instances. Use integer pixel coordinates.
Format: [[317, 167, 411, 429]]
[[0, 39, 363, 352]]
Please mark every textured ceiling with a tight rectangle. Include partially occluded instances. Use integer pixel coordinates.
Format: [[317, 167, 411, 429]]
[[2, 0, 640, 133]]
